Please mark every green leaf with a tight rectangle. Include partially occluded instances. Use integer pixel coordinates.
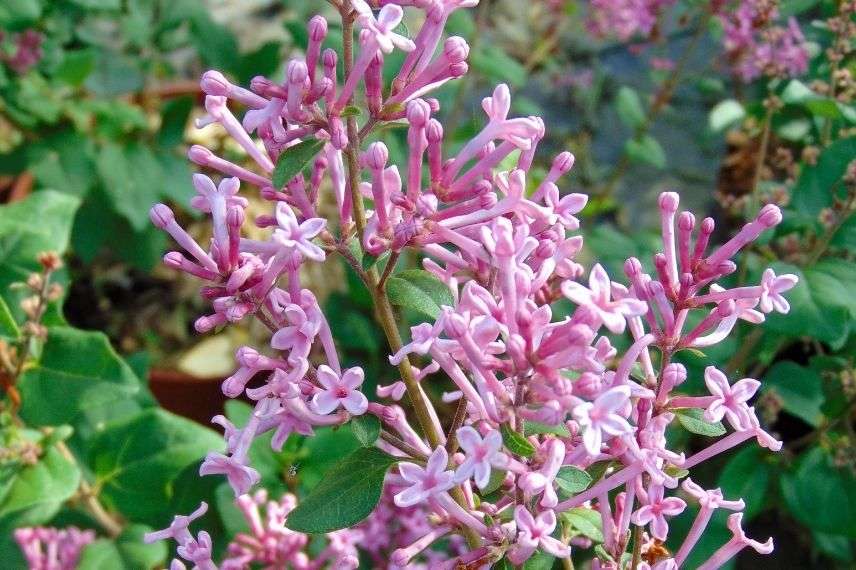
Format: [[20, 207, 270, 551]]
[[386, 269, 454, 320], [718, 446, 771, 519], [285, 447, 399, 533], [523, 551, 557, 569], [158, 97, 193, 148], [764, 262, 851, 349], [78, 539, 124, 569], [97, 142, 164, 231], [55, 50, 97, 87], [351, 415, 381, 447], [470, 47, 526, 87], [781, 447, 856, 537], [615, 86, 646, 129], [781, 80, 856, 122], [555, 466, 593, 497], [0, 0, 41, 26], [18, 327, 148, 440], [674, 408, 726, 437], [625, 134, 666, 169], [481, 468, 506, 496], [272, 139, 325, 189], [762, 361, 824, 427], [0, 444, 80, 532], [0, 191, 80, 320], [89, 408, 222, 526], [500, 424, 535, 458], [0, 296, 19, 339], [812, 531, 854, 562], [84, 51, 144, 97], [524, 422, 571, 437], [190, 14, 240, 75], [791, 137, 856, 216], [80, 524, 169, 569], [708, 99, 745, 132], [562, 507, 604, 542]]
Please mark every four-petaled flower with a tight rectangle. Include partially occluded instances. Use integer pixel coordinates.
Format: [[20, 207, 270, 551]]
[[631, 484, 687, 541], [311, 365, 369, 416], [454, 426, 507, 489], [703, 366, 759, 430], [759, 268, 798, 314], [562, 263, 648, 333], [394, 446, 456, 507], [573, 385, 633, 455], [199, 453, 260, 496], [507, 507, 570, 565], [357, 4, 416, 54], [272, 203, 326, 261]]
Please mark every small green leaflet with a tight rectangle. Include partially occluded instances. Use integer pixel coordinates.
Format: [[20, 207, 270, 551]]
[[500, 424, 535, 458], [272, 139, 325, 189], [554, 466, 593, 497], [386, 269, 454, 320], [350, 414, 380, 447], [674, 408, 726, 437], [562, 507, 604, 542]]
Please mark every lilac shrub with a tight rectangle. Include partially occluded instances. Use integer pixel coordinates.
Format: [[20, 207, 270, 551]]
[[146, 1, 797, 567]]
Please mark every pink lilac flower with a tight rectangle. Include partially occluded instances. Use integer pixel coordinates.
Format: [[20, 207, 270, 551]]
[[453, 426, 508, 489], [759, 268, 798, 314], [394, 446, 456, 507], [573, 385, 634, 455], [562, 264, 648, 334], [507, 506, 571, 565], [703, 366, 760, 430], [311, 365, 369, 415], [630, 484, 687, 541], [14, 526, 95, 570]]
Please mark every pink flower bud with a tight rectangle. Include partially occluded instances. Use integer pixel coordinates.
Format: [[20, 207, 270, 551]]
[[426, 118, 444, 142], [624, 257, 643, 278], [365, 142, 389, 169], [444, 36, 470, 63], [236, 346, 261, 367], [406, 98, 432, 126], [163, 251, 184, 268], [287, 60, 309, 85], [227, 206, 244, 229], [323, 48, 337, 69], [187, 145, 214, 166], [308, 15, 328, 41], [756, 204, 782, 227], [552, 151, 575, 174], [200, 70, 230, 96], [150, 204, 175, 228], [678, 211, 695, 231], [659, 191, 679, 213]]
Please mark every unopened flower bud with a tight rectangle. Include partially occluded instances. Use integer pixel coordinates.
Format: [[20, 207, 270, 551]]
[[426, 119, 444, 142], [552, 151, 575, 174], [150, 204, 175, 229], [365, 142, 389, 169], [46, 283, 63, 301], [756, 204, 782, 227], [200, 70, 230, 96], [308, 15, 328, 41], [406, 99, 431, 127], [188, 145, 214, 166], [37, 251, 62, 271], [444, 36, 470, 63], [658, 191, 679, 213], [678, 211, 695, 231]]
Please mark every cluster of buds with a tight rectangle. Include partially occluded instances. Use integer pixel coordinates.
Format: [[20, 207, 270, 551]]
[[148, 1, 797, 567], [586, 0, 677, 41], [719, 0, 809, 82], [0, 29, 43, 74], [13, 526, 95, 570]]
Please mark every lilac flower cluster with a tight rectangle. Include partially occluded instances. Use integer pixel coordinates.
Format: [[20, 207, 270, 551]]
[[586, 0, 677, 41], [144, 493, 359, 570], [719, 0, 809, 82], [14, 526, 95, 570], [148, 0, 797, 567], [0, 29, 43, 74]]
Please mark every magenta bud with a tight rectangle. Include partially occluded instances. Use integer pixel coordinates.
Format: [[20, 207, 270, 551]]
[[680, 272, 693, 288], [717, 260, 737, 275], [426, 98, 440, 113], [236, 346, 261, 367], [756, 204, 782, 227], [308, 15, 328, 41], [195, 315, 218, 333], [187, 145, 214, 165], [449, 62, 468, 78], [365, 142, 389, 169], [444, 36, 470, 63], [200, 70, 230, 96], [323, 48, 338, 69], [479, 191, 498, 209], [163, 251, 184, 268], [624, 257, 642, 278], [406, 99, 431, 127], [700, 217, 715, 234], [287, 60, 309, 84], [426, 118, 444, 142], [658, 191, 679, 213], [260, 187, 279, 201], [535, 240, 556, 259], [653, 253, 667, 269], [150, 203, 175, 228], [200, 286, 223, 299], [553, 151, 575, 174], [663, 362, 687, 386], [255, 214, 276, 227], [678, 211, 695, 231], [250, 75, 274, 95], [227, 206, 244, 229]]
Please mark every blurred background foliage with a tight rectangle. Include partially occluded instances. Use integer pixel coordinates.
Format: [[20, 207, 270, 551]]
[[1, 0, 855, 568]]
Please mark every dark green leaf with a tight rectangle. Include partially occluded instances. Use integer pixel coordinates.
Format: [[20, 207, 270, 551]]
[[524, 422, 571, 437], [54, 50, 97, 87], [0, 296, 19, 339], [97, 142, 164, 231], [674, 408, 726, 437], [781, 447, 856, 537], [718, 446, 771, 519], [158, 97, 193, 148], [272, 139, 325, 189], [89, 408, 222, 526], [84, 51, 143, 97], [500, 424, 535, 458], [762, 361, 824, 427], [792, 137, 856, 215], [285, 447, 399, 533], [481, 469, 506, 496], [555, 466, 593, 497], [350, 415, 381, 447], [386, 269, 454, 320]]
